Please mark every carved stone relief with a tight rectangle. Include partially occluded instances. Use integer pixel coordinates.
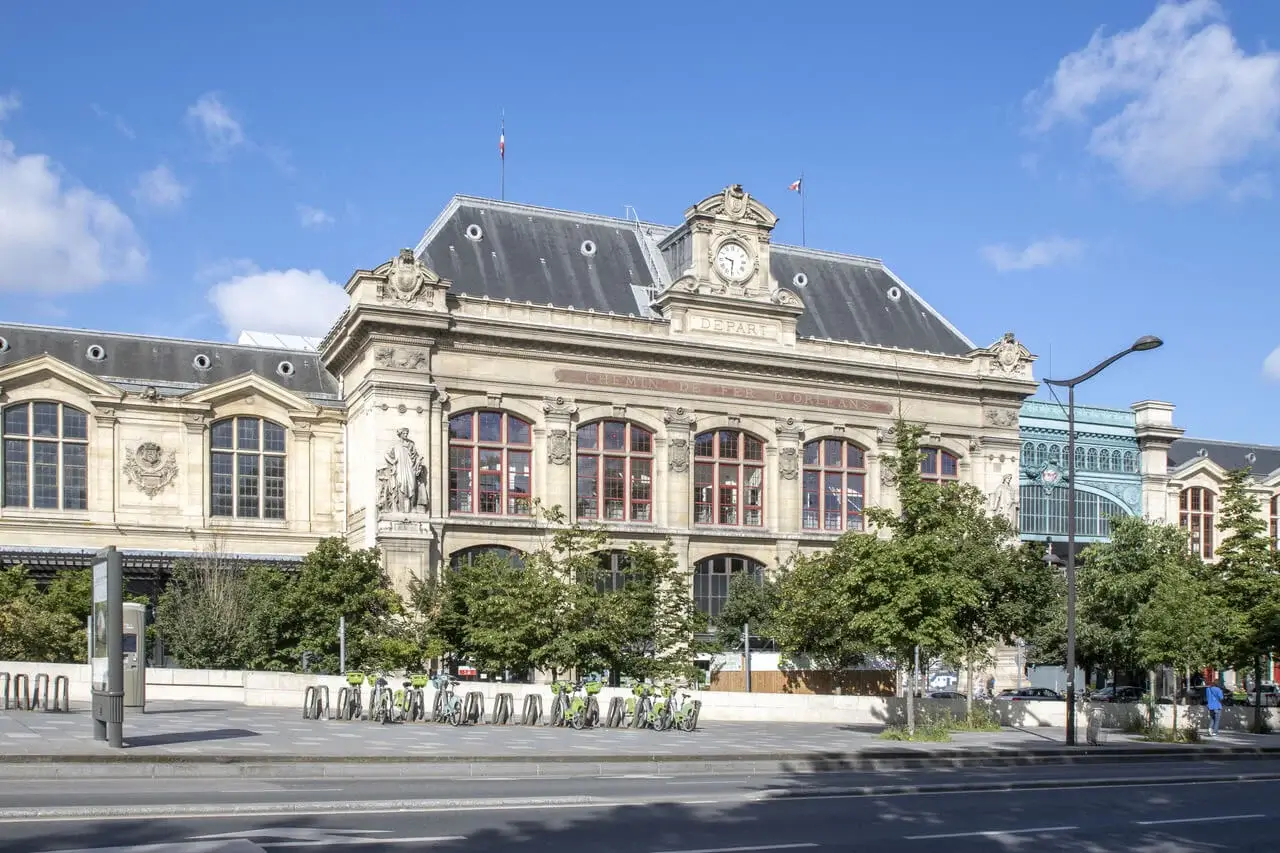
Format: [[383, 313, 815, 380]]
[[987, 332, 1032, 377], [778, 446, 800, 480], [548, 429, 571, 465], [880, 456, 898, 487], [984, 408, 1018, 428], [374, 346, 429, 372], [663, 407, 695, 429], [378, 248, 440, 306], [542, 396, 578, 417], [669, 438, 690, 472], [123, 442, 178, 498], [988, 473, 1019, 525], [376, 428, 427, 514]]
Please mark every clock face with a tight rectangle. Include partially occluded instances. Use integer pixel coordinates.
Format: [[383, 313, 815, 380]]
[[714, 242, 752, 281]]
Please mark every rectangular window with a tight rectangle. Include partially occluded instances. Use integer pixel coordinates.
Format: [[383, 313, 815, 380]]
[[507, 418, 531, 446], [921, 449, 937, 475], [263, 422, 287, 453], [630, 458, 652, 521], [477, 448, 502, 513], [1190, 490, 1201, 512], [603, 456, 626, 520], [941, 453, 958, 477], [478, 411, 503, 443], [576, 424, 598, 451], [743, 465, 763, 526], [211, 419, 235, 450], [743, 435, 763, 462], [1203, 516, 1214, 559], [1203, 492, 1213, 513], [694, 462, 714, 523], [603, 421, 626, 451], [845, 475, 865, 530], [718, 465, 739, 525], [630, 429, 651, 454], [719, 431, 739, 460], [802, 470, 820, 529], [32, 402, 58, 438], [823, 439, 841, 466], [694, 433, 714, 458], [803, 441, 820, 465], [448, 414, 473, 441], [3, 404, 27, 436], [237, 417, 259, 451], [62, 443, 87, 510], [236, 453, 260, 517], [448, 447, 473, 512], [3, 439, 28, 507], [32, 441, 59, 509], [262, 455, 286, 519], [575, 455, 598, 519], [823, 471, 842, 531], [507, 450, 531, 515], [211, 452, 234, 516]]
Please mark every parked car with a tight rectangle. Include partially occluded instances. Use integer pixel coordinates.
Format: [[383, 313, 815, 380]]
[[998, 687, 1064, 702], [928, 690, 965, 700], [1239, 684, 1280, 707], [1089, 686, 1146, 704], [1176, 685, 1241, 706]]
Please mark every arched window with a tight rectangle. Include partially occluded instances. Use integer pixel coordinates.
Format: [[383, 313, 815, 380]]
[[1272, 496, 1279, 550], [1021, 442, 1035, 467], [1036, 443, 1047, 466], [1123, 451, 1136, 473], [694, 430, 764, 526], [594, 549, 639, 592], [211, 416, 287, 518], [448, 411, 532, 516], [1018, 485, 1130, 538], [693, 554, 764, 618], [1179, 487, 1215, 559], [802, 438, 866, 531], [1048, 445, 1061, 465], [449, 545, 525, 570], [575, 420, 653, 522], [920, 448, 959, 482], [1074, 446, 1085, 469], [1086, 448, 1098, 470], [1, 402, 88, 510]]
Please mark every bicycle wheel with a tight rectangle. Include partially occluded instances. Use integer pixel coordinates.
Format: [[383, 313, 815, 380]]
[[680, 713, 695, 732], [448, 701, 463, 727], [570, 710, 585, 730]]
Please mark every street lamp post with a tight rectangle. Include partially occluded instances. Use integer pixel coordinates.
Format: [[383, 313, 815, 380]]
[[1044, 335, 1163, 746]]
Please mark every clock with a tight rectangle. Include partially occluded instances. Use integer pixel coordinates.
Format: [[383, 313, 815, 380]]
[[713, 241, 752, 282]]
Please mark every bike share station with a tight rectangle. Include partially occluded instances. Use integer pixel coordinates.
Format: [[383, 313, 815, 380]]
[[304, 672, 703, 732], [90, 546, 147, 748]]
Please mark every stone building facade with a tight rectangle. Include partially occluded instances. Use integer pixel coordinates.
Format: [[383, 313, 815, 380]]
[[0, 186, 1037, 610]]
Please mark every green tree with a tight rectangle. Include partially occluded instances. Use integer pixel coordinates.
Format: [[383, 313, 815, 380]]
[[154, 560, 255, 669], [713, 571, 780, 646], [0, 565, 87, 663], [1215, 467, 1280, 731], [602, 541, 707, 683]]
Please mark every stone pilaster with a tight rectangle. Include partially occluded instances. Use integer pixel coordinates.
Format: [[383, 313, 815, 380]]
[[92, 405, 118, 517], [291, 423, 313, 531], [774, 417, 803, 534], [180, 413, 206, 521], [541, 396, 577, 515], [663, 407, 696, 529]]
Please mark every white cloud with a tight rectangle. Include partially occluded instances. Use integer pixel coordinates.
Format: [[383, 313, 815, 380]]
[[1264, 347, 1280, 381], [1028, 0, 1280, 196], [133, 164, 188, 210], [0, 95, 147, 294], [185, 93, 245, 159], [981, 237, 1083, 273], [208, 267, 348, 338], [297, 204, 334, 229]]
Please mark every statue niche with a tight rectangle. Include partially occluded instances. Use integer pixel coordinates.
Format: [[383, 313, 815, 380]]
[[376, 427, 427, 514]]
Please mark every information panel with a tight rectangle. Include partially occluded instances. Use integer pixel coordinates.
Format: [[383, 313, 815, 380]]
[[91, 556, 109, 692]]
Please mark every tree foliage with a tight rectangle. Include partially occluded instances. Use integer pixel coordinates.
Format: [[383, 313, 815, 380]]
[[713, 571, 781, 644], [0, 566, 91, 662]]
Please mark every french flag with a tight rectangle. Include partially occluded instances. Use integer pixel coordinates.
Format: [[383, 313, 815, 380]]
[[499, 123, 505, 160], [788, 177, 802, 192]]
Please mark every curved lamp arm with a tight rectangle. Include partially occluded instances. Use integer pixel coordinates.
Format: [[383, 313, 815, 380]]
[[1044, 336, 1162, 388]]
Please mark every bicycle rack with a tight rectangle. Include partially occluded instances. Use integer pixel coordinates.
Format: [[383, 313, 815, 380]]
[[51, 676, 70, 712], [31, 673, 50, 712], [547, 692, 565, 727], [463, 691, 484, 725], [490, 692, 515, 725], [0, 673, 9, 711], [520, 693, 542, 726], [605, 696, 626, 728], [335, 687, 351, 720], [12, 674, 30, 711], [302, 685, 330, 720]]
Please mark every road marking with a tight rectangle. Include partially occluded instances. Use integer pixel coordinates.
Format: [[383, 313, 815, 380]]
[[260, 838, 464, 848], [905, 825, 1079, 841], [36, 843, 266, 853], [649, 846, 817, 853], [666, 779, 749, 786], [1135, 813, 1266, 826]]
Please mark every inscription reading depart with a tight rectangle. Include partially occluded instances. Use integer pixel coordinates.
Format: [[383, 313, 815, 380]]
[[691, 315, 776, 338], [555, 369, 894, 414]]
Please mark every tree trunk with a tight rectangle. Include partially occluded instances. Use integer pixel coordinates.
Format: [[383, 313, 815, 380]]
[[965, 653, 974, 719], [905, 660, 916, 734], [1255, 657, 1265, 734]]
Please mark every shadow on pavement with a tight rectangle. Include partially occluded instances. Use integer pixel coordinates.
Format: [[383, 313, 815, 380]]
[[124, 728, 259, 748]]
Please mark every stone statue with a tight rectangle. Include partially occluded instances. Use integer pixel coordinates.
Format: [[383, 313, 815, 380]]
[[990, 473, 1018, 525], [377, 428, 426, 513]]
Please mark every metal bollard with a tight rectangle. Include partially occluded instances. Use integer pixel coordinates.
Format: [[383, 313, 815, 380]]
[[52, 676, 70, 713], [32, 673, 50, 712], [0, 673, 9, 711], [490, 692, 514, 725], [12, 674, 30, 711], [462, 691, 484, 725], [605, 696, 625, 728]]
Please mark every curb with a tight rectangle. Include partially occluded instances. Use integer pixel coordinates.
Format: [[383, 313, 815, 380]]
[[0, 746, 1277, 780]]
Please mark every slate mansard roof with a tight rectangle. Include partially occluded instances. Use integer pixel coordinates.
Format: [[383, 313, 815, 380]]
[[0, 322, 341, 403], [415, 195, 975, 356], [1168, 437, 1280, 480]]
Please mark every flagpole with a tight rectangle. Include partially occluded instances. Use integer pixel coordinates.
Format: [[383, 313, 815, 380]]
[[500, 111, 505, 201], [800, 171, 806, 247]]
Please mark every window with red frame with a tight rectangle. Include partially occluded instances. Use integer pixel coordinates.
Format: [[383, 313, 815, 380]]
[[575, 420, 653, 522], [802, 438, 866, 531], [448, 411, 532, 516], [920, 447, 959, 482], [693, 429, 764, 526], [1179, 486, 1215, 559]]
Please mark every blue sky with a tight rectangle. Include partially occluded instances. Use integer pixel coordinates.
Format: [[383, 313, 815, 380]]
[[0, 1, 1277, 442]]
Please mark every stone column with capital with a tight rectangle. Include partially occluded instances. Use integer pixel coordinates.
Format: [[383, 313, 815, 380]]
[[774, 417, 803, 534], [541, 396, 578, 516], [664, 407, 696, 529], [180, 413, 207, 522]]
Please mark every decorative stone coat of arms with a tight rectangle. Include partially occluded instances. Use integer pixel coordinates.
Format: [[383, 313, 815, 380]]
[[778, 447, 800, 480], [547, 429, 571, 465], [668, 438, 690, 472], [378, 249, 438, 305], [985, 332, 1032, 377], [123, 442, 178, 498]]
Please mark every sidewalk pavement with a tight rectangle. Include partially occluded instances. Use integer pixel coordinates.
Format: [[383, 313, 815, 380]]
[[2, 702, 1276, 778]]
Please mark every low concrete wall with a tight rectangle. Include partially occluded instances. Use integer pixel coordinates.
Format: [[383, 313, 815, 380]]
[[3, 661, 1277, 730]]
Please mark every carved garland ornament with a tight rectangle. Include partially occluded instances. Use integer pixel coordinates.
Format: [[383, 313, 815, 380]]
[[985, 408, 1018, 428], [123, 442, 178, 498], [374, 346, 429, 372]]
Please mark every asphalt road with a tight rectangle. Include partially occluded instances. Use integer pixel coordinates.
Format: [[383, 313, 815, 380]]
[[1, 764, 1278, 852]]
